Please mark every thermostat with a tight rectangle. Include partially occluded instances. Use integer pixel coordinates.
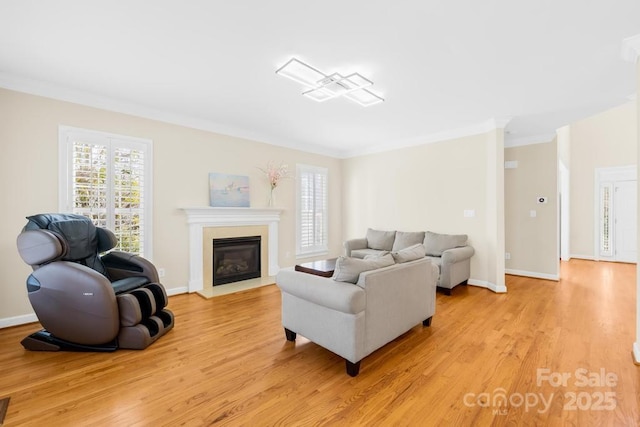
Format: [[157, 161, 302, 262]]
[[537, 196, 548, 204]]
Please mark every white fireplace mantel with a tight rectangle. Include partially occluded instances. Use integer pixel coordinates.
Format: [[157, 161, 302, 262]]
[[182, 207, 283, 292]]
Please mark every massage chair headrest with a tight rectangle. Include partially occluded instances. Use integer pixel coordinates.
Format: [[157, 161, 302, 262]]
[[17, 213, 117, 266]]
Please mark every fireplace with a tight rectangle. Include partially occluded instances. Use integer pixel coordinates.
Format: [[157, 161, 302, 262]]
[[213, 236, 261, 285]]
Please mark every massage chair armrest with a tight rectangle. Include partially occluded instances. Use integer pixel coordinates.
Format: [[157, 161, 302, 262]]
[[344, 238, 368, 256], [102, 251, 160, 283], [28, 262, 120, 344], [441, 246, 475, 265]]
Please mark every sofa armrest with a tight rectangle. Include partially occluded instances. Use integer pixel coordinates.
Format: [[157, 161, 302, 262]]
[[441, 246, 475, 265], [344, 238, 368, 256], [357, 258, 437, 355]]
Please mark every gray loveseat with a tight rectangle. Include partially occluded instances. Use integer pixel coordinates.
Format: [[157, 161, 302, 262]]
[[276, 256, 438, 376], [344, 228, 475, 294]]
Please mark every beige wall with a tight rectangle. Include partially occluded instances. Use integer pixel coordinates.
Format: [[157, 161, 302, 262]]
[[342, 129, 505, 290], [505, 140, 559, 278], [569, 101, 637, 258], [0, 88, 343, 323], [635, 55, 640, 357]]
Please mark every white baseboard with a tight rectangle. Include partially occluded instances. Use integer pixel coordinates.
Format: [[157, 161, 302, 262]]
[[0, 313, 38, 329], [633, 342, 640, 365], [468, 279, 507, 293], [166, 286, 188, 296], [1, 287, 187, 329], [570, 254, 596, 261], [506, 269, 559, 281]]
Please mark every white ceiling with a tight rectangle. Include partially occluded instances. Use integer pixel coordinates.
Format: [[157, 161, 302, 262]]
[[1, 1, 639, 158]]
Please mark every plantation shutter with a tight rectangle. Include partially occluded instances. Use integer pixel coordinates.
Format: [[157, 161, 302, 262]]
[[297, 164, 328, 256], [60, 127, 152, 257], [599, 183, 613, 257]]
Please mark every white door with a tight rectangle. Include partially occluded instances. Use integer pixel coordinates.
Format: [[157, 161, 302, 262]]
[[614, 180, 637, 262]]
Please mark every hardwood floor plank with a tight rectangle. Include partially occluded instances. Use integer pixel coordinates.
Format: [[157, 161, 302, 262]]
[[0, 260, 638, 425]]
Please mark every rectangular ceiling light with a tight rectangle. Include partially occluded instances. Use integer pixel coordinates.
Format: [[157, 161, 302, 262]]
[[302, 87, 334, 102], [276, 57, 384, 106], [275, 58, 326, 87], [344, 88, 385, 107]]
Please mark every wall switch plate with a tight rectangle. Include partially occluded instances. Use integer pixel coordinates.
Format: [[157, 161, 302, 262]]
[[158, 268, 166, 278], [505, 252, 511, 260], [504, 160, 519, 169], [530, 210, 537, 218]]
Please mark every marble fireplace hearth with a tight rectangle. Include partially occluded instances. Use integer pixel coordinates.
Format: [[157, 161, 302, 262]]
[[181, 207, 283, 298]]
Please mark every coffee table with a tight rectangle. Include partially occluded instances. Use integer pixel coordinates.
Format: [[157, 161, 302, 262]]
[[294, 258, 337, 277]]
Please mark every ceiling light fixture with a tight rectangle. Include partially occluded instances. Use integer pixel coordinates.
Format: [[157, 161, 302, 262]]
[[276, 58, 384, 107]]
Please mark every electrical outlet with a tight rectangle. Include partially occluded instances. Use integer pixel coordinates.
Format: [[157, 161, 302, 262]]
[[505, 252, 511, 260], [158, 268, 166, 278]]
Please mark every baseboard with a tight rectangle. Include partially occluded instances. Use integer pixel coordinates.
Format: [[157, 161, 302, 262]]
[[1, 287, 187, 329], [166, 286, 188, 296], [0, 313, 38, 329], [506, 269, 559, 281], [468, 279, 507, 293], [570, 254, 596, 261], [633, 342, 640, 365]]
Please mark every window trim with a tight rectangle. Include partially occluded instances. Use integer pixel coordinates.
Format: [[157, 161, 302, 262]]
[[296, 163, 328, 258], [58, 125, 153, 259]]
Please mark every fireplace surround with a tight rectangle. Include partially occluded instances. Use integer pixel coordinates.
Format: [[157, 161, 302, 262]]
[[182, 207, 282, 293]]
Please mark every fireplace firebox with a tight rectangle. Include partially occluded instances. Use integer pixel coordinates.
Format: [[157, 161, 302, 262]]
[[212, 236, 261, 285]]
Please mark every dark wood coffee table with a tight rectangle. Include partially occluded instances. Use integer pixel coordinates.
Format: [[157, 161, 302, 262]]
[[295, 258, 337, 277]]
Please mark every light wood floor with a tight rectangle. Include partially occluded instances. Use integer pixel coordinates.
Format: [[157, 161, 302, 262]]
[[0, 259, 638, 426]]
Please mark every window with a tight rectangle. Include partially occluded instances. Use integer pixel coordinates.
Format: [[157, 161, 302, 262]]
[[599, 183, 612, 257], [59, 126, 153, 257], [296, 164, 328, 257]]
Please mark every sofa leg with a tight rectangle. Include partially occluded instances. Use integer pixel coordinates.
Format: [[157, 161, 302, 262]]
[[346, 360, 361, 377], [437, 286, 452, 296], [423, 317, 432, 327], [284, 328, 296, 341]]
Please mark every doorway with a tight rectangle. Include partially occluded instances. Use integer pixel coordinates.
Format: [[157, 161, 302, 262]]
[[595, 166, 637, 263]]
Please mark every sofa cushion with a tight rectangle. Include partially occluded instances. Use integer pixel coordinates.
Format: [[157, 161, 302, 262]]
[[351, 248, 388, 259], [366, 228, 396, 251], [392, 231, 426, 251], [363, 251, 390, 259], [391, 243, 426, 263], [332, 254, 395, 284], [424, 231, 468, 256]]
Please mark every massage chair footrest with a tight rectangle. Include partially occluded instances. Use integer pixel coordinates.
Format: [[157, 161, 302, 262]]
[[118, 309, 175, 350]]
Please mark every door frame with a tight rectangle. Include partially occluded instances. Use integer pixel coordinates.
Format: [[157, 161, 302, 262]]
[[594, 165, 637, 261]]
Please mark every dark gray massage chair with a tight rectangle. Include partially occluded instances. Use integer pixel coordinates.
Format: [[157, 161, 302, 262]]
[[16, 213, 174, 351]]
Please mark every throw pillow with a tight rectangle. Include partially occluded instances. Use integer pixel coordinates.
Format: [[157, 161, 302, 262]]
[[391, 243, 426, 263], [332, 254, 395, 284], [424, 231, 468, 256], [392, 231, 426, 251], [366, 228, 396, 251]]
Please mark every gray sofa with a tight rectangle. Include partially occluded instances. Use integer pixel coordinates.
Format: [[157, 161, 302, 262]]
[[344, 229, 475, 295], [276, 256, 438, 376]]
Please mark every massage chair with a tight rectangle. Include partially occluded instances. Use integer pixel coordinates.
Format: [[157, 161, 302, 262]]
[[16, 213, 174, 351]]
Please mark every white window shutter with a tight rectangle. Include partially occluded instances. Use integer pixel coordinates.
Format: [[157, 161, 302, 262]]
[[297, 164, 328, 256], [60, 127, 152, 257]]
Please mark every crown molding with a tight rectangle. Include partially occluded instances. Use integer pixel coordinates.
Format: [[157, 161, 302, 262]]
[[622, 34, 640, 63], [504, 133, 556, 148], [339, 117, 512, 158], [0, 71, 342, 159]]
